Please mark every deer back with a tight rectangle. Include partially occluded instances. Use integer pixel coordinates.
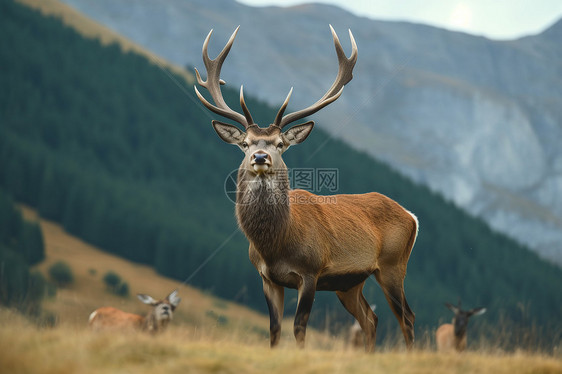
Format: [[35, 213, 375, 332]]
[[88, 307, 144, 331]]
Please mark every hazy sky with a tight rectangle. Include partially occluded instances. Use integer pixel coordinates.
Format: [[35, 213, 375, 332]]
[[236, 0, 562, 39]]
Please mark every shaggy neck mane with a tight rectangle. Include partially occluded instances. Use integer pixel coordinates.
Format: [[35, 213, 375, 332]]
[[236, 168, 290, 250]]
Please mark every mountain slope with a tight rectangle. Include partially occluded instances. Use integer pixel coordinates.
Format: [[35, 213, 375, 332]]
[[2, 0, 561, 348], [21, 206, 273, 337], [55, 0, 562, 265]]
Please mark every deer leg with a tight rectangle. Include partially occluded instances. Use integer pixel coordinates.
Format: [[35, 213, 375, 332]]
[[263, 277, 285, 348], [375, 269, 415, 349], [293, 276, 316, 349], [336, 281, 378, 352]]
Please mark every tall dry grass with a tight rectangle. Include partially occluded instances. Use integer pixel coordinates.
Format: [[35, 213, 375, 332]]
[[1, 308, 561, 374]]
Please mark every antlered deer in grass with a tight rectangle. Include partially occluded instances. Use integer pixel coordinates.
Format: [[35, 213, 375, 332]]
[[88, 290, 180, 333], [436, 301, 486, 352], [194, 25, 418, 352]]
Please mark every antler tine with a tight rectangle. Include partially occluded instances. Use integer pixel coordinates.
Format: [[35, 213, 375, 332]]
[[239, 85, 254, 125], [273, 87, 293, 127], [276, 25, 358, 129], [321, 25, 358, 101], [194, 26, 252, 129]]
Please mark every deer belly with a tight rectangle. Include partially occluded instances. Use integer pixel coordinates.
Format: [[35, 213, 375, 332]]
[[316, 271, 372, 291]]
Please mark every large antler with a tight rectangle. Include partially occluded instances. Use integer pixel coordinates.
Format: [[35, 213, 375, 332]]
[[274, 25, 358, 129], [194, 26, 254, 129]]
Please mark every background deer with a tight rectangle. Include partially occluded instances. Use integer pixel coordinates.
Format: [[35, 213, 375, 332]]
[[194, 25, 418, 352], [436, 301, 486, 352], [88, 290, 180, 333], [350, 304, 376, 348]]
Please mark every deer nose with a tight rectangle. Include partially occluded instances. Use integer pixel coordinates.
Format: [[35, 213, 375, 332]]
[[253, 152, 269, 165]]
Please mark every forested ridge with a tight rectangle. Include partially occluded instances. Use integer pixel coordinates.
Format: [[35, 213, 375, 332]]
[[1, 0, 560, 346], [0, 191, 45, 314]]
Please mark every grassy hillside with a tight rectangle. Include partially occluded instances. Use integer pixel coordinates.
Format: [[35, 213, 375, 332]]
[[1, 0, 561, 349], [1, 307, 561, 374]]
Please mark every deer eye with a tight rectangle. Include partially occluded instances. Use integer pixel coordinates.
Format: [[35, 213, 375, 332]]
[[241, 141, 249, 149], [277, 142, 284, 149]]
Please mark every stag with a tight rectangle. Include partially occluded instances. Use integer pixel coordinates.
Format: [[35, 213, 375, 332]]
[[88, 290, 181, 333], [436, 301, 486, 352], [194, 26, 418, 352]]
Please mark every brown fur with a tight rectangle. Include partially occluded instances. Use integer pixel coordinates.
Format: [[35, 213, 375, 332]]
[[88, 307, 145, 331], [436, 323, 467, 352]]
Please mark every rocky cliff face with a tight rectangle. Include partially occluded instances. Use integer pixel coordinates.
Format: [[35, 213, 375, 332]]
[[59, 0, 562, 265]]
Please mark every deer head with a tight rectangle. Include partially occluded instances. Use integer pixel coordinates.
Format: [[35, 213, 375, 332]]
[[137, 289, 181, 328], [194, 25, 357, 177], [446, 301, 486, 339]]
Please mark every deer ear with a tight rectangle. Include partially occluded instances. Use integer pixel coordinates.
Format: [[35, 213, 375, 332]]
[[283, 121, 314, 145], [137, 294, 158, 305], [469, 307, 486, 317], [167, 290, 181, 308], [212, 120, 246, 144], [445, 303, 460, 314]]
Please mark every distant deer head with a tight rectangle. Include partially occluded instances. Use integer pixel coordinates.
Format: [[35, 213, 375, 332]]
[[88, 290, 181, 333], [194, 26, 418, 352], [436, 300, 486, 352]]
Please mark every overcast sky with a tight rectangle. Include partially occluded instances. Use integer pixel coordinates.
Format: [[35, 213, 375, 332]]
[[236, 0, 562, 39]]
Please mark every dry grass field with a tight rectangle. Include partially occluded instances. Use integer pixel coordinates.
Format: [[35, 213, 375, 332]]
[[0, 207, 557, 374], [1, 307, 561, 374]]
